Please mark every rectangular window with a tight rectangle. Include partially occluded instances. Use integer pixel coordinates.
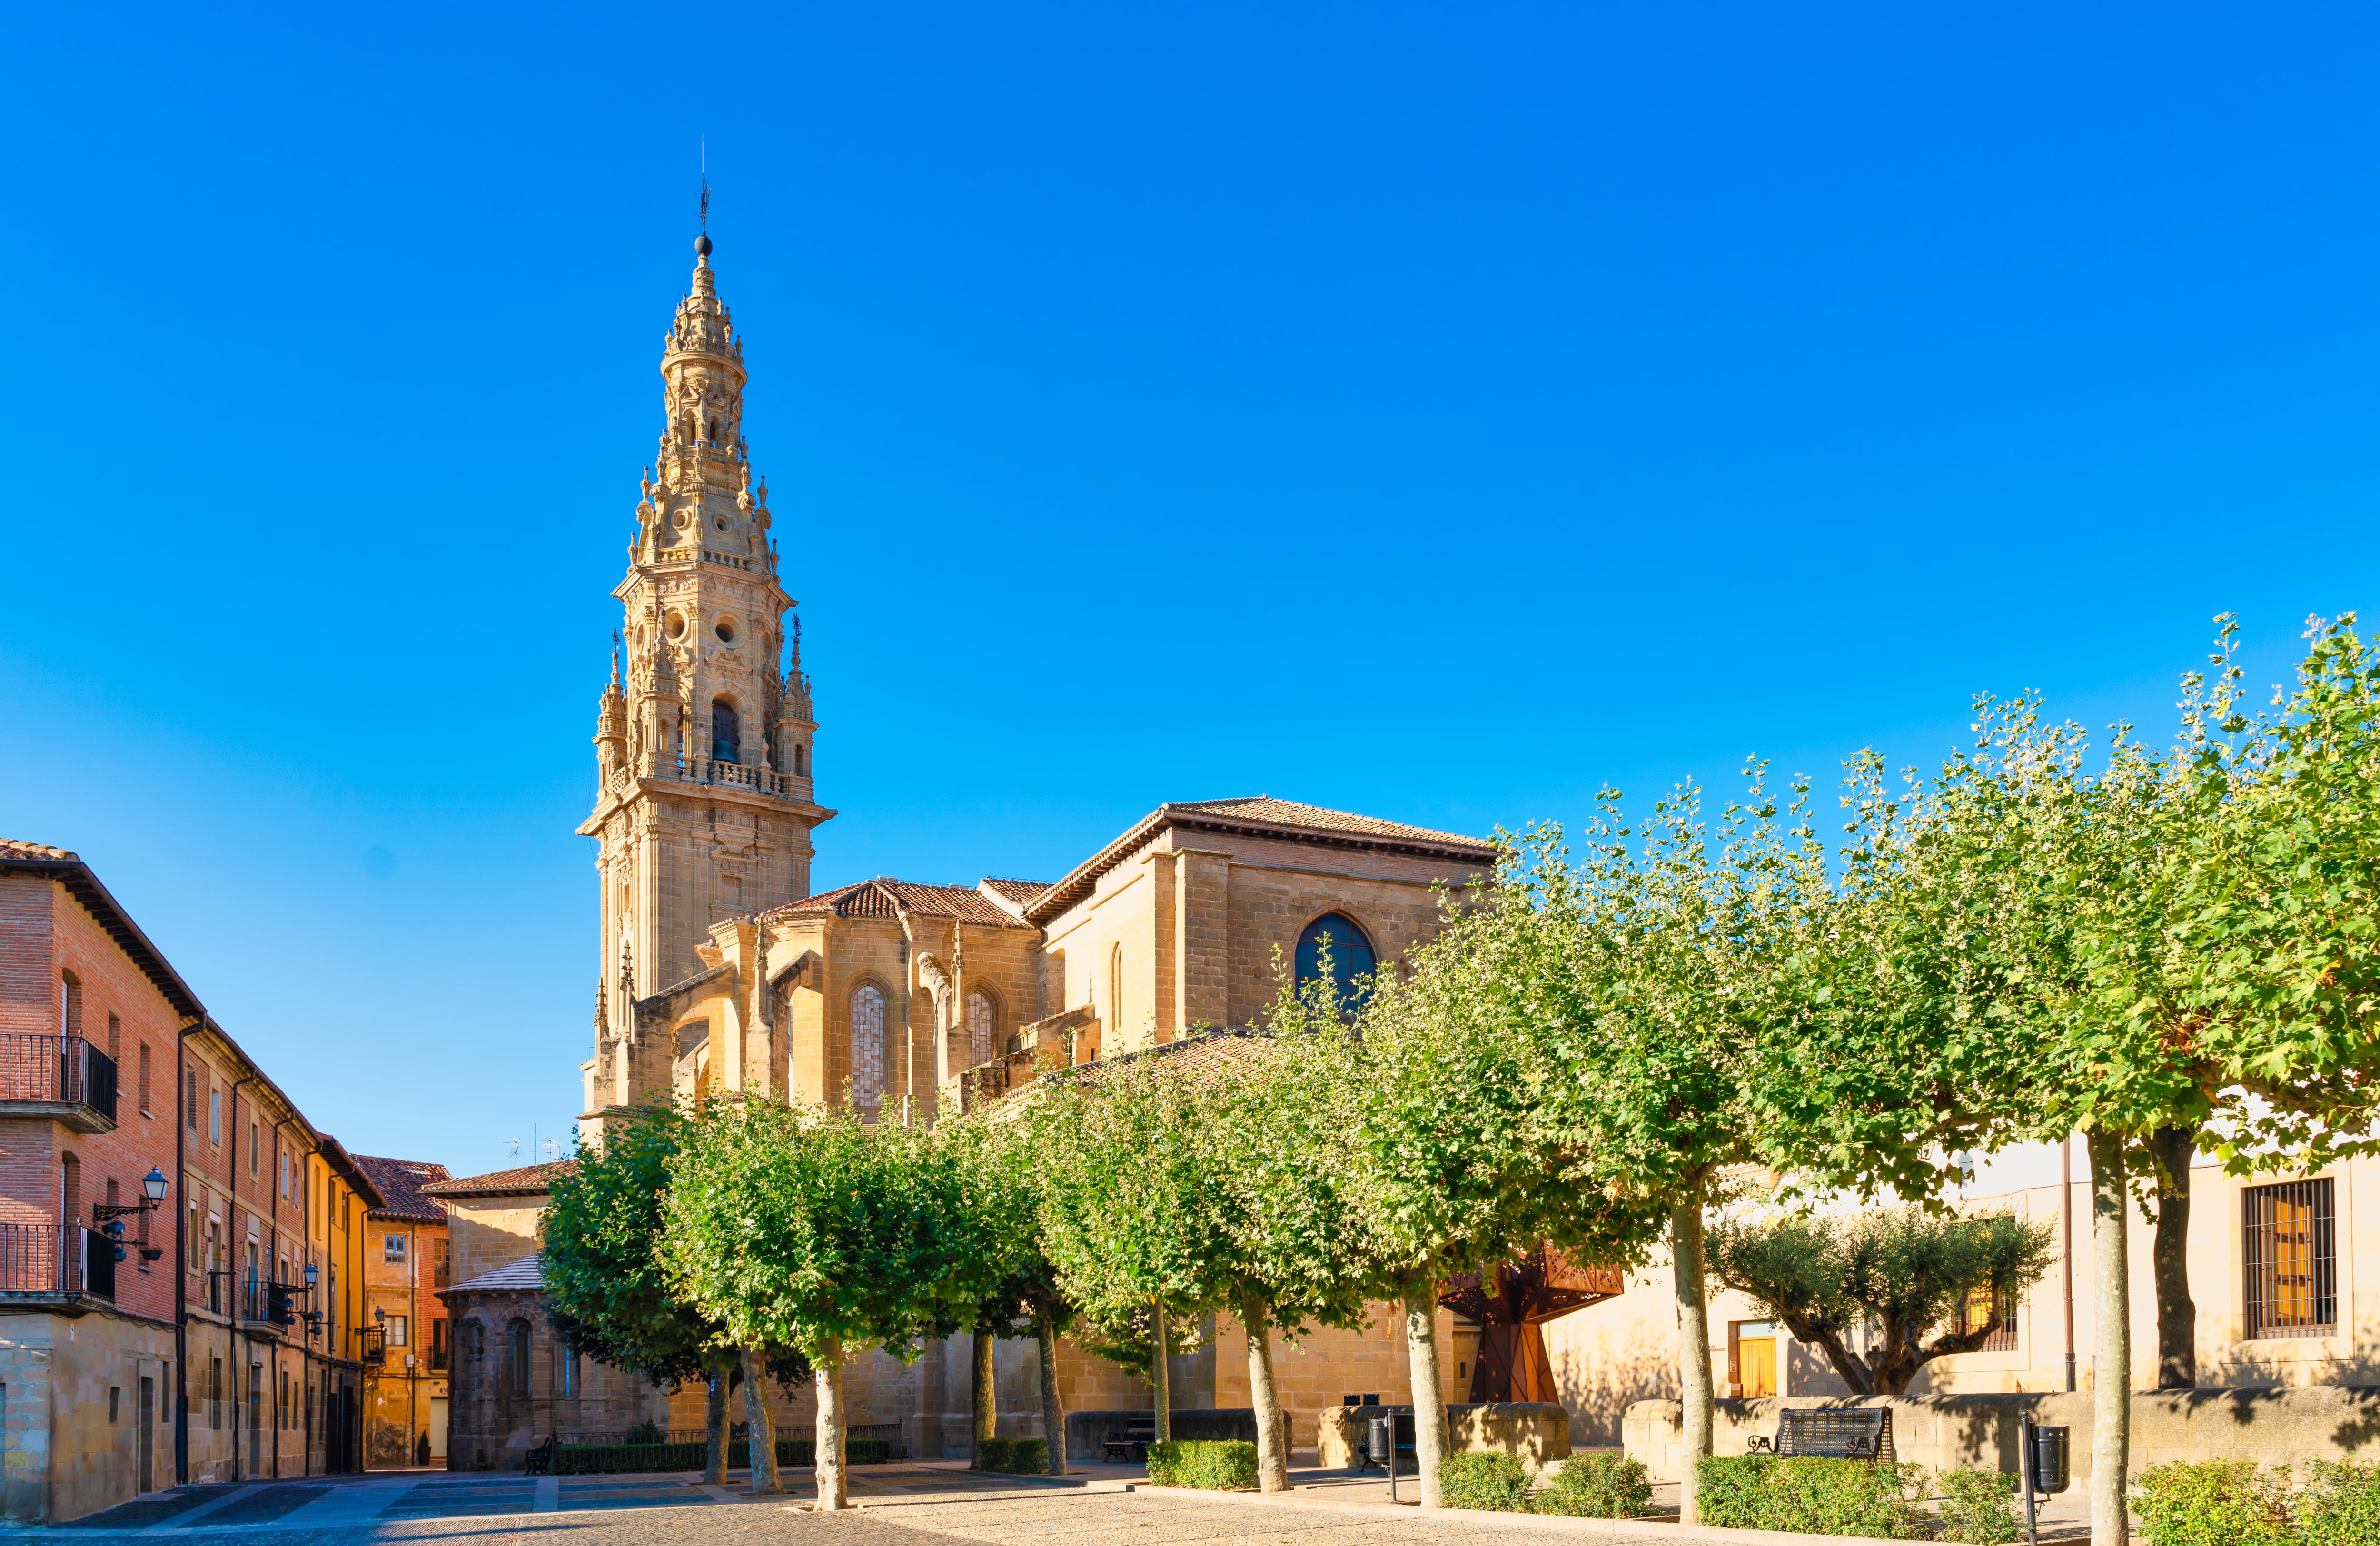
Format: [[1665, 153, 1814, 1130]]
[[433, 1237, 449, 1287], [385, 1235, 407, 1263], [386, 1314, 407, 1348], [186, 1204, 199, 1270], [249, 1122, 258, 1177], [208, 1088, 220, 1145], [1960, 1284, 2019, 1352], [209, 1358, 223, 1430], [106, 1012, 120, 1063], [2246, 1178, 2337, 1338], [187, 1070, 197, 1128], [431, 1318, 448, 1372], [279, 1153, 288, 1199], [139, 1043, 151, 1115]]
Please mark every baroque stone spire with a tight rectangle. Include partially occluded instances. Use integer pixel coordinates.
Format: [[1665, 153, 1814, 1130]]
[[578, 229, 835, 1129]]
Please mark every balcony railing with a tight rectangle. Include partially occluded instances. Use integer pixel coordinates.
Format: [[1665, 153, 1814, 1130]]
[[0, 1036, 117, 1124], [0, 1222, 116, 1299]]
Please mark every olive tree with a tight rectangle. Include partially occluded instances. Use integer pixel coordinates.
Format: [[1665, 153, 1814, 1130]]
[[1707, 1204, 2056, 1395]]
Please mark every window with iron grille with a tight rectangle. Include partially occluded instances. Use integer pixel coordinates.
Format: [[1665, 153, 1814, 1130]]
[[2245, 1178, 2336, 1338], [1960, 1283, 2019, 1351]]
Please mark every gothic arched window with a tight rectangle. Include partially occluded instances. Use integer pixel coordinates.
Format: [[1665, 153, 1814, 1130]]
[[851, 986, 885, 1111], [968, 991, 995, 1068], [506, 1318, 532, 1399], [1294, 912, 1377, 1012], [711, 699, 740, 765]]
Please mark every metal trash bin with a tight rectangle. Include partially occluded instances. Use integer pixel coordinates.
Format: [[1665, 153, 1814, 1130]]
[[2027, 1424, 2070, 1495]]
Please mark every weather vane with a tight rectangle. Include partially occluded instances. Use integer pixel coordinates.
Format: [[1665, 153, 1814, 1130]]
[[700, 137, 709, 231]]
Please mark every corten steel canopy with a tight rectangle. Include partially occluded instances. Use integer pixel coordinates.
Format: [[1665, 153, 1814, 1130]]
[[1438, 1246, 1625, 1405]]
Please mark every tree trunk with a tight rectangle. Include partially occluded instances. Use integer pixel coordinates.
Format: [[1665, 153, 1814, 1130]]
[[1150, 1307, 1171, 1445], [1402, 1290, 1450, 1508], [2150, 1123, 2196, 1390], [814, 1338, 849, 1510], [1242, 1295, 1289, 1493], [703, 1354, 729, 1484], [1671, 1184, 1715, 1527], [740, 1343, 780, 1493], [1037, 1311, 1067, 1476], [971, 1329, 997, 1466], [2087, 1131, 2131, 1546]]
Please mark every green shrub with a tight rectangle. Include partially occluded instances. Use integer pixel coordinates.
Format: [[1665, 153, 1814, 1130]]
[[552, 1442, 705, 1475], [778, 1436, 893, 1468], [2135, 1462, 2295, 1546], [625, 1419, 667, 1445], [1532, 1452, 1652, 1518], [973, 1437, 1051, 1474], [2300, 1459, 2380, 1546], [1698, 1456, 1929, 1538], [1437, 1452, 1534, 1512], [1933, 1467, 2023, 1545], [1146, 1439, 1258, 1490]]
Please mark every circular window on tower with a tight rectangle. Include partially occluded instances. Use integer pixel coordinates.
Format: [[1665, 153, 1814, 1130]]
[[672, 507, 692, 529], [664, 612, 687, 641], [714, 617, 739, 645], [714, 515, 730, 534]]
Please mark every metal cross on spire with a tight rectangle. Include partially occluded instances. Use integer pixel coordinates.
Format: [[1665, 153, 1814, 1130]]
[[699, 136, 709, 231]]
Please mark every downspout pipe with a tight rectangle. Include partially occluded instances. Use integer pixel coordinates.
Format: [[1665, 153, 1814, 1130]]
[[228, 1071, 263, 1479], [174, 1018, 197, 1486]]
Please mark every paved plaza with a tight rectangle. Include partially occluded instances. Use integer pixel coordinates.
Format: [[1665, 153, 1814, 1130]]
[[50, 1462, 1703, 1546]]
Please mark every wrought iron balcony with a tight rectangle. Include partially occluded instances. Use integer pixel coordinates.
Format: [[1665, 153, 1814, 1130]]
[[0, 1036, 117, 1130], [0, 1221, 118, 1302]]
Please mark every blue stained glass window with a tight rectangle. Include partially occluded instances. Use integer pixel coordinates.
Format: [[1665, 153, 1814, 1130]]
[[1295, 913, 1377, 1011]]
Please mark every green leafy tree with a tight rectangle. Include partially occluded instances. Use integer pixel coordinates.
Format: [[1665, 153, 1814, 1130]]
[[1475, 779, 1849, 1523], [1706, 1205, 2056, 1395], [1339, 846, 1661, 1509], [541, 1102, 738, 1483], [659, 1098, 1000, 1510]]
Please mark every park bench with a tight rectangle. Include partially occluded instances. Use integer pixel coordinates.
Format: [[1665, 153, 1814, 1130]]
[[1102, 1415, 1156, 1462], [1745, 1407, 1892, 1463], [523, 1434, 558, 1475]]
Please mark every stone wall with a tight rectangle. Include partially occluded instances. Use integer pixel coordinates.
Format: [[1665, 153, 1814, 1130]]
[[1623, 1387, 2380, 1484], [1315, 1403, 1572, 1470]]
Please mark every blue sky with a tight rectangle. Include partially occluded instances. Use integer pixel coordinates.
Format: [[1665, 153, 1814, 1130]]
[[6, 3, 2379, 1176]]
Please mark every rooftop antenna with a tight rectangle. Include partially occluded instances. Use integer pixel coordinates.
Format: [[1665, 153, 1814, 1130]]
[[506, 1137, 520, 1161]]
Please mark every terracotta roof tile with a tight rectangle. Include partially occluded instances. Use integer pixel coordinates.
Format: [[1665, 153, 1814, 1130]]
[[419, 1159, 580, 1198], [0, 841, 79, 862], [1026, 797, 1493, 922], [979, 878, 1050, 905], [760, 878, 1035, 930], [445, 1256, 544, 1294], [352, 1155, 454, 1222], [1165, 796, 1488, 848]]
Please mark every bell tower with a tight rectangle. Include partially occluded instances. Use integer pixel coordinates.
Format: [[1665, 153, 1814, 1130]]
[[579, 230, 835, 1118]]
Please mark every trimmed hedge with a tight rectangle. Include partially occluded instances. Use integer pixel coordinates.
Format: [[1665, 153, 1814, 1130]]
[[1146, 1439, 1258, 1490], [553, 1442, 705, 1476], [549, 1435, 893, 1476], [974, 1437, 1051, 1474], [2136, 1460, 2380, 1546], [1438, 1453, 1533, 1512], [1534, 1453, 1654, 1518], [1697, 1455, 1929, 1539]]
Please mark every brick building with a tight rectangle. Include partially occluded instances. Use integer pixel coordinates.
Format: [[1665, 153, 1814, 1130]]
[[351, 1155, 451, 1467], [439, 235, 1500, 1470], [0, 844, 385, 1519]]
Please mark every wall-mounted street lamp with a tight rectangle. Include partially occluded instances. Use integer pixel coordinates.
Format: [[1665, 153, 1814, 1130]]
[[93, 1167, 169, 1262]]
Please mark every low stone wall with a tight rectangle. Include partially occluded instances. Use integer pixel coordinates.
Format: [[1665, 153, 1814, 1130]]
[[1317, 1403, 1573, 1470], [1064, 1408, 1258, 1458], [1624, 1387, 2380, 1485]]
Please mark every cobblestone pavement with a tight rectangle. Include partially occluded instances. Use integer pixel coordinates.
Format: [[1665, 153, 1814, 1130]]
[[55, 1466, 1697, 1545]]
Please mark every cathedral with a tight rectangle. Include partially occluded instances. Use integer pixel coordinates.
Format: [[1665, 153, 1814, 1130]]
[[442, 231, 1511, 1467], [572, 232, 1494, 1148]]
